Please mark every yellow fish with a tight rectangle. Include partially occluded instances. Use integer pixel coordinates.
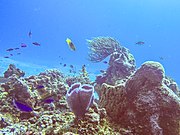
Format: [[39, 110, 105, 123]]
[[66, 38, 76, 51]]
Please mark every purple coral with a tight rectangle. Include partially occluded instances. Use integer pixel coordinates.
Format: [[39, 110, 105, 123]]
[[66, 83, 94, 118]]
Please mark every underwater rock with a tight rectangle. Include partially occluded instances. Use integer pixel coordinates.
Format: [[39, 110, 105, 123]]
[[163, 76, 180, 96], [106, 51, 135, 85], [125, 61, 165, 96], [99, 61, 180, 135], [66, 83, 94, 118], [4, 64, 25, 78], [99, 83, 126, 121]]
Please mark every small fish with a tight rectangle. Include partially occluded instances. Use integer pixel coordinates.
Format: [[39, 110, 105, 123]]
[[14, 47, 20, 50], [32, 42, 40, 46], [21, 43, 27, 48], [17, 53, 21, 55], [28, 30, 32, 38], [10, 54, 13, 56], [70, 65, 74, 68], [136, 41, 145, 45], [100, 70, 106, 73], [13, 99, 33, 112], [6, 48, 14, 51], [36, 85, 44, 89], [82, 64, 86, 71], [103, 61, 108, 64], [42, 97, 54, 104], [4, 56, 9, 58], [159, 56, 164, 60], [59, 56, 64, 60], [63, 64, 67, 67], [66, 38, 76, 51], [0, 117, 5, 123]]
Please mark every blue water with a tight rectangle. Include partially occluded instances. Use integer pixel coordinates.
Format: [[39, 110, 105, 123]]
[[0, 0, 180, 85]]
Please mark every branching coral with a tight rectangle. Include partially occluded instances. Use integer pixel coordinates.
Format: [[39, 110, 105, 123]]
[[87, 37, 122, 62]]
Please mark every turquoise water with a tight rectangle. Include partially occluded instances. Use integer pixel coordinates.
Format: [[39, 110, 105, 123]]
[[0, 0, 180, 85]]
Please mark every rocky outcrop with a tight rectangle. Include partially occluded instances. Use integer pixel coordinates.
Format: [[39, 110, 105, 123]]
[[99, 61, 180, 135], [106, 50, 136, 85], [3, 64, 25, 78], [96, 50, 136, 86]]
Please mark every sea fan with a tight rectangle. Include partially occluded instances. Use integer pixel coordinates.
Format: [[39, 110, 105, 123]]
[[87, 37, 122, 62]]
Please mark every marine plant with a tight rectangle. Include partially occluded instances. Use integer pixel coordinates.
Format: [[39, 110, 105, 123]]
[[87, 37, 122, 62]]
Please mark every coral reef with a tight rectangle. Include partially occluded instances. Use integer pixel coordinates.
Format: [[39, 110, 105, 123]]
[[99, 61, 180, 135], [0, 99, 117, 135], [0, 68, 68, 119], [100, 50, 135, 85], [0, 37, 180, 135], [65, 75, 91, 87], [4, 64, 25, 78], [164, 76, 180, 96], [0, 65, 118, 135]]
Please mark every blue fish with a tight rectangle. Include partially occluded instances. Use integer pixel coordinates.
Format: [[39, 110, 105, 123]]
[[6, 48, 14, 52], [36, 85, 44, 89], [28, 30, 32, 38], [136, 41, 145, 45], [42, 97, 54, 104], [13, 99, 33, 112], [103, 61, 108, 64], [32, 42, 40, 46]]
